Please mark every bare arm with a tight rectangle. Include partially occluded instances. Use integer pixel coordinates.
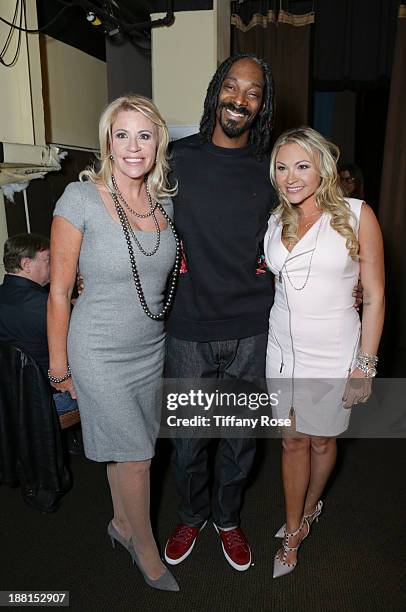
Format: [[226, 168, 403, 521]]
[[344, 203, 385, 407], [358, 203, 385, 356], [47, 216, 83, 397]]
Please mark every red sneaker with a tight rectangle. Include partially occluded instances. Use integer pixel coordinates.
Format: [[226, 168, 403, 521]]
[[214, 524, 252, 571], [164, 521, 207, 565]]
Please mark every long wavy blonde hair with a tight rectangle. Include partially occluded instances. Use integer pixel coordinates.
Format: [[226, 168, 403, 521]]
[[270, 126, 359, 259], [79, 94, 176, 202]]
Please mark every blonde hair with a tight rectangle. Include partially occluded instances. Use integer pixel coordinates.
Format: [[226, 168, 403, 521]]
[[79, 94, 176, 202], [270, 126, 359, 259]]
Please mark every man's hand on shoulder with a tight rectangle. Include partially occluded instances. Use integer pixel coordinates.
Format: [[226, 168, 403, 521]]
[[352, 277, 363, 310]]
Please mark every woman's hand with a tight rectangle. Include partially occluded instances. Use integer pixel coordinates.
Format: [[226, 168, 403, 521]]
[[342, 368, 372, 408], [50, 376, 77, 399]]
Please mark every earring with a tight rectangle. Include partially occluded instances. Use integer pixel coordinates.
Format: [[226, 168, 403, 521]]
[[109, 154, 114, 161]]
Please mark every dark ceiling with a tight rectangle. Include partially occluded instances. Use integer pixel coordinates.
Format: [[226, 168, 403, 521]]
[[119, 1, 213, 12], [36, 1, 213, 62]]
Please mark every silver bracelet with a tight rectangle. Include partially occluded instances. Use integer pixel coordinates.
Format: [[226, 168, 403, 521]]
[[355, 358, 377, 378], [357, 350, 378, 366], [48, 364, 72, 384]]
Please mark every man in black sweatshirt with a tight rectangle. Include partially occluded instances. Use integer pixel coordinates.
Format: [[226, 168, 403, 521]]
[[164, 54, 276, 571]]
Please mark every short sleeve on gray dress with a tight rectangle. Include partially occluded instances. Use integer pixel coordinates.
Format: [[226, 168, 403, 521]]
[[53, 182, 85, 233]]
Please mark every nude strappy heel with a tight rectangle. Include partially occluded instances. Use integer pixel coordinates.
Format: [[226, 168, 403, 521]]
[[274, 500, 323, 538], [273, 518, 310, 579]]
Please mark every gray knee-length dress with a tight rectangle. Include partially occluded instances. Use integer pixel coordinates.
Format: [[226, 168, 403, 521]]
[[54, 181, 176, 462]]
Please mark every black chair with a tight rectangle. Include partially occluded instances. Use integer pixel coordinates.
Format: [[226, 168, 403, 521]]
[[0, 343, 71, 512]]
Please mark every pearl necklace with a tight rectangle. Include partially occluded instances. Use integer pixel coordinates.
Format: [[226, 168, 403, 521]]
[[111, 175, 160, 257], [110, 178, 181, 320], [112, 175, 157, 219]]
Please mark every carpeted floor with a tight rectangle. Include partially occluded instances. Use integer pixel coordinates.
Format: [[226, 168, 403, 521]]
[[2, 438, 405, 611]]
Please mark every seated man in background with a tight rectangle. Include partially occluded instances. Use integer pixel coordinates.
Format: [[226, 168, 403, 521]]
[[0, 233, 81, 452], [0, 233, 51, 372]]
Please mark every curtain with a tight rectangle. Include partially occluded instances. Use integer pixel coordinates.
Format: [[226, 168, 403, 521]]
[[378, 5, 406, 373], [231, 7, 314, 138], [313, 0, 399, 89], [311, 0, 397, 208]]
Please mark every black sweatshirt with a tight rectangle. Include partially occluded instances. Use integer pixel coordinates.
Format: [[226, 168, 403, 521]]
[[167, 134, 275, 342]]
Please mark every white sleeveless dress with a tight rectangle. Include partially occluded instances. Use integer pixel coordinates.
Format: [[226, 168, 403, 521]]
[[264, 198, 362, 436]]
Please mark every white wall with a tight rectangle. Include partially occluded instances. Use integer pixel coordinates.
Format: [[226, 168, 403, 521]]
[[152, 10, 217, 125], [41, 36, 108, 149], [0, 2, 107, 248], [0, 0, 45, 257], [0, 0, 45, 145]]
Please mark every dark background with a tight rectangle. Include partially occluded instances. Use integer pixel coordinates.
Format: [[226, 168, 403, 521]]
[[4, 1, 401, 235]]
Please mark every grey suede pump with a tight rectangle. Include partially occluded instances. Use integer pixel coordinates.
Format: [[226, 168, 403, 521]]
[[107, 521, 179, 592]]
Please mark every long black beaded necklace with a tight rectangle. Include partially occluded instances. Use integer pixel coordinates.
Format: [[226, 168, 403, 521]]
[[112, 174, 160, 256], [109, 177, 181, 320]]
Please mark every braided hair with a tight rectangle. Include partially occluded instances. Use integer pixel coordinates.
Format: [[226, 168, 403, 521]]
[[199, 53, 275, 160]]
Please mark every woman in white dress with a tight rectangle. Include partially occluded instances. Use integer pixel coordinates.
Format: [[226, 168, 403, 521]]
[[264, 127, 385, 578]]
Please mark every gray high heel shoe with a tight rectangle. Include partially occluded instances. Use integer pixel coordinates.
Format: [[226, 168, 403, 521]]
[[108, 521, 179, 592], [274, 500, 323, 538], [108, 521, 132, 556], [130, 547, 180, 592], [273, 518, 310, 579]]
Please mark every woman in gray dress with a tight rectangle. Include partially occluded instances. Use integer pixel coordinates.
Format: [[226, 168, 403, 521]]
[[47, 95, 180, 592]]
